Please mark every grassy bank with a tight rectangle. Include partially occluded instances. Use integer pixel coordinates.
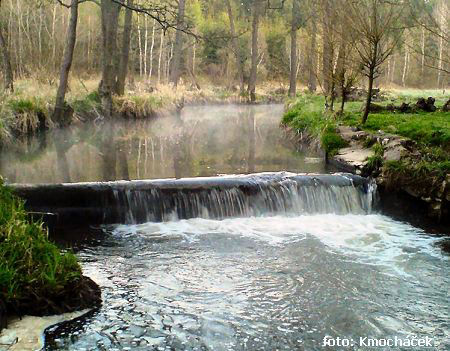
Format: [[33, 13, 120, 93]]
[[282, 92, 450, 182], [0, 177, 100, 328], [0, 77, 285, 144]]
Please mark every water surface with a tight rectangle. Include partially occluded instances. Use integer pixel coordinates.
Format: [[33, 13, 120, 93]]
[[45, 214, 449, 350], [0, 104, 329, 184]]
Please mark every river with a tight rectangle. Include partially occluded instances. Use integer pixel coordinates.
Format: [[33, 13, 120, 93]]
[[1, 105, 448, 350]]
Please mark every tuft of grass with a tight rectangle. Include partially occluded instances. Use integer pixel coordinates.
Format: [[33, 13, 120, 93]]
[[0, 177, 82, 314], [366, 142, 384, 173], [282, 95, 348, 155]]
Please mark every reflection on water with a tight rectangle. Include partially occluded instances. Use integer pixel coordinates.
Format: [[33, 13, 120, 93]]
[[0, 104, 330, 184], [44, 215, 449, 350]]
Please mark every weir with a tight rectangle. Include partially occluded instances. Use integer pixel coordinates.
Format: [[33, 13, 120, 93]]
[[11, 172, 376, 225]]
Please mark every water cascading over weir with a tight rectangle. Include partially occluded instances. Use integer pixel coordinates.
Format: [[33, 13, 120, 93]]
[[11, 172, 376, 226]]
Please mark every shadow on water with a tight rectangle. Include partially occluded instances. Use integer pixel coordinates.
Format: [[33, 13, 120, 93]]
[[0, 104, 333, 184]]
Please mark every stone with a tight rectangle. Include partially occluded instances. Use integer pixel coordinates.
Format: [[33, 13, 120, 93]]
[[416, 97, 436, 112], [0, 331, 17, 346], [333, 145, 374, 170], [442, 98, 450, 112]]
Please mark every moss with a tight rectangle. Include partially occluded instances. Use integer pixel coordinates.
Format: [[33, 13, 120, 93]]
[[0, 177, 99, 319]]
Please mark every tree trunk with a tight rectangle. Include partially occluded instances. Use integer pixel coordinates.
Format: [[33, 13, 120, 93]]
[[289, 0, 300, 97], [144, 15, 148, 76], [115, 0, 133, 96], [248, 0, 262, 103], [308, 15, 317, 92], [158, 27, 164, 85], [149, 18, 155, 79], [225, 0, 245, 95], [99, 0, 120, 118], [0, 1, 13, 93], [53, 0, 78, 126], [421, 26, 425, 74], [322, 0, 332, 97], [169, 0, 186, 86], [362, 69, 374, 125], [137, 15, 142, 77]]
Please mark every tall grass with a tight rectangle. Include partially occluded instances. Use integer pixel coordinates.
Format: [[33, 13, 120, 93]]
[[0, 177, 82, 315]]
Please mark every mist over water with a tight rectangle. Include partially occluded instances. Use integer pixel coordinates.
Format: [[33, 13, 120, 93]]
[[0, 104, 330, 184], [4, 104, 446, 350]]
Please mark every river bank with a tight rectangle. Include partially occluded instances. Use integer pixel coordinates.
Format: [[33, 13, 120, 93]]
[[282, 92, 450, 232], [0, 178, 101, 336], [0, 78, 285, 144]]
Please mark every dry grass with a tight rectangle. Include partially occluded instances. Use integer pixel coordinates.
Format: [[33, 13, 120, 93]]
[[0, 74, 288, 143]]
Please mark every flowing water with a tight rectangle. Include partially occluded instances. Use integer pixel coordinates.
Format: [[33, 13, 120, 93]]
[[2, 105, 448, 350], [44, 212, 448, 350]]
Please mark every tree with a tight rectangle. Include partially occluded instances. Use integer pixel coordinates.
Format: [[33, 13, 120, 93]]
[[115, 0, 133, 95], [0, 0, 13, 92], [53, 0, 79, 126], [99, 0, 121, 118], [289, 0, 301, 97], [345, 0, 405, 124], [307, 6, 317, 93], [225, 0, 245, 95], [248, 0, 263, 102], [169, 0, 186, 87]]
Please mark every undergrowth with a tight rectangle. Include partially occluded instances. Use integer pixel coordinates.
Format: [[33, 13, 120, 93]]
[[0, 177, 82, 315]]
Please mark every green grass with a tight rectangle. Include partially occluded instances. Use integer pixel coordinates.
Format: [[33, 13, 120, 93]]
[[343, 111, 450, 148], [365, 143, 384, 174], [0, 177, 82, 314], [282, 95, 348, 155]]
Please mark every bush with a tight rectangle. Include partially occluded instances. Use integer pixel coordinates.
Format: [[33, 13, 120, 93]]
[[321, 132, 348, 156], [0, 177, 86, 317]]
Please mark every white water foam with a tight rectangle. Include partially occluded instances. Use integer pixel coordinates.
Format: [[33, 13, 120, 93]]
[[112, 214, 444, 275]]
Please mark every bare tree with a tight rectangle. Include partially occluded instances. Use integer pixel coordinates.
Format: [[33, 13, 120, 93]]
[[0, 0, 13, 92], [115, 0, 133, 95], [99, 0, 121, 118], [307, 8, 317, 93], [248, 0, 263, 102], [53, 0, 79, 126], [169, 0, 185, 87], [289, 0, 301, 97], [225, 0, 245, 95], [345, 0, 405, 124]]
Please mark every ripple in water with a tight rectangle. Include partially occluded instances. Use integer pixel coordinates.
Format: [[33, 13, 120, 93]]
[[45, 215, 449, 350]]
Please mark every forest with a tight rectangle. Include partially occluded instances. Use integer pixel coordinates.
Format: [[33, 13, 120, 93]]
[[0, 1, 450, 349], [0, 0, 448, 129]]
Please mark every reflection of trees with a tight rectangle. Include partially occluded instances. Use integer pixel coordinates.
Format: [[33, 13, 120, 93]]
[[173, 116, 195, 178], [99, 123, 117, 181], [54, 129, 72, 183], [247, 108, 256, 173]]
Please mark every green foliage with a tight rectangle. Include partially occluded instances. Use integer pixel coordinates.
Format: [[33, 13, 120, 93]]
[[342, 107, 450, 148], [72, 91, 101, 114], [282, 95, 348, 155], [265, 26, 288, 78], [8, 98, 44, 114], [200, 16, 229, 66], [366, 143, 384, 173], [385, 159, 450, 179], [321, 132, 348, 156], [0, 178, 82, 311]]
